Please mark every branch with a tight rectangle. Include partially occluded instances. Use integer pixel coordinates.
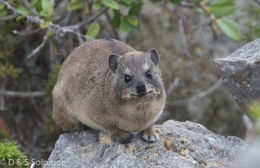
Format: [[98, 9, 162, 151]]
[[86, 7, 109, 24], [0, 78, 7, 110], [0, 0, 87, 39], [0, 90, 44, 97], [178, 18, 192, 58], [105, 11, 119, 39], [167, 79, 223, 106], [167, 77, 180, 95], [27, 35, 49, 58], [0, 14, 17, 22], [13, 28, 42, 36], [242, 114, 253, 139], [179, 1, 195, 8]]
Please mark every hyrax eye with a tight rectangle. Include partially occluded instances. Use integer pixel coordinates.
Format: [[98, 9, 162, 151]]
[[146, 70, 152, 78], [124, 74, 132, 83]]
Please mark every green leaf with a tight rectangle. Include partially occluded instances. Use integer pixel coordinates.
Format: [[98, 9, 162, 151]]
[[128, 3, 142, 16], [31, 0, 42, 12], [86, 22, 100, 39], [126, 16, 138, 26], [17, 4, 29, 14], [170, 0, 182, 4], [40, 0, 54, 18], [193, 0, 200, 5], [248, 101, 260, 119], [31, 0, 40, 8], [101, 0, 119, 10], [84, 5, 89, 14], [119, 0, 133, 6], [207, 0, 235, 18], [195, 8, 204, 14], [93, 2, 101, 9], [120, 18, 131, 32], [0, 9, 7, 18], [16, 15, 25, 21], [67, 0, 83, 10], [112, 10, 121, 28], [151, 0, 161, 2], [47, 31, 54, 37], [40, 22, 49, 28], [0, 3, 5, 10], [216, 18, 242, 41]]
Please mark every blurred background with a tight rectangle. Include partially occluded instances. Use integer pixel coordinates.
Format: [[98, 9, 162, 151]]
[[0, 0, 260, 166]]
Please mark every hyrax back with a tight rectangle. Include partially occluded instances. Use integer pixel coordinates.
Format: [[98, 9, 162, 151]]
[[52, 39, 166, 143]]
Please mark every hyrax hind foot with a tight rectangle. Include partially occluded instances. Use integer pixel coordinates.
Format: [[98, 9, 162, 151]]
[[142, 126, 158, 143]]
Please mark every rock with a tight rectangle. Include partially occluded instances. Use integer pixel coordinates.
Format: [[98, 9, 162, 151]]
[[43, 120, 247, 168], [235, 139, 260, 168], [214, 39, 260, 108]]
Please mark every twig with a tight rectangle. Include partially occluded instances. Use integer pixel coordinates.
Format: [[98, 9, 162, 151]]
[[167, 79, 223, 106], [77, 33, 84, 44], [27, 35, 49, 58], [13, 28, 42, 36], [0, 0, 87, 39], [105, 11, 119, 39], [242, 114, 253, 139], [86, 7, 109, 24], [26, 75, 44, 121], [180, 1, 195, 8], [178, 18, 192, 57], [0, 14, 17, 22], [0, 90, 44, 97], [178, 16, 198, 82], [255, 0, 260, 5], [64, 7, 109, 30], [167, 77, 180, 95], [0, 78, 7, 110]]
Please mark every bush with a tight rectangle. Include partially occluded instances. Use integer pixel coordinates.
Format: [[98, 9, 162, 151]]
[[0, 141, 29, 168]]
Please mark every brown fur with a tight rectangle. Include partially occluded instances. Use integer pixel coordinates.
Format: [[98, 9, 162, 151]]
[[52, 39, 166, 142]]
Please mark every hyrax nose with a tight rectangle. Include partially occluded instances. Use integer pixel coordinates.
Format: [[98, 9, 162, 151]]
[[136, 84, 146, 94]]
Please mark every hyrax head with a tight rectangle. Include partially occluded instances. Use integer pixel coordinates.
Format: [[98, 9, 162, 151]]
[[108, 49, 164, 102]]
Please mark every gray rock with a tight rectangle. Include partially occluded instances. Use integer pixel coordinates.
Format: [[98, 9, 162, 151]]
[[44, 120, 247, 168], [214, 39, 260, 108], [235, 139, 260, 168]]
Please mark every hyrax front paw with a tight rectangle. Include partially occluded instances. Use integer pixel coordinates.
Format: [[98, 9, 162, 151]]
[[142, 127, 158, 143], [114, 131, 133, 144]]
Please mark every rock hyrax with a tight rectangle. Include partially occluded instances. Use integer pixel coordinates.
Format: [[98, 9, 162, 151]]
[[52, 38, 166, 143]]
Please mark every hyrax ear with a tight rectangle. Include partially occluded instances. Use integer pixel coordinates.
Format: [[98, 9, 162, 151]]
[[108, 54, 122, 72], [146, 49, 159, 65]]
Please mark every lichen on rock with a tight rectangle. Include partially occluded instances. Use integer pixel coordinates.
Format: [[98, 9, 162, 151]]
[[43, 120, 247, 168], [214, 39, 260, 108]]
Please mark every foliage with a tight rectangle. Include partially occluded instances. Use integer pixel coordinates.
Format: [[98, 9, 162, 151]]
[[248, 101, 260, 136], [0, 30, 22, 79], [44, 63, 61, 99], [0, 141, 29, 168], [248, 101, 260, 121], [87, 22, 100, 39], [0, 0, 248, 101], [0, 0, 243, 39], [201, 0, 242, 41], [244, 2, 260, 41]]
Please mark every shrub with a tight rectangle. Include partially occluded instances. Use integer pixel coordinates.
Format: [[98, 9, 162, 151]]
[[0, 141, 29, 168]]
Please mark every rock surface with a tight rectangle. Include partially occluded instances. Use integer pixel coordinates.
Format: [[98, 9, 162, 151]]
[[214, 39, 260, 108], [44, 120, 247, 168]]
